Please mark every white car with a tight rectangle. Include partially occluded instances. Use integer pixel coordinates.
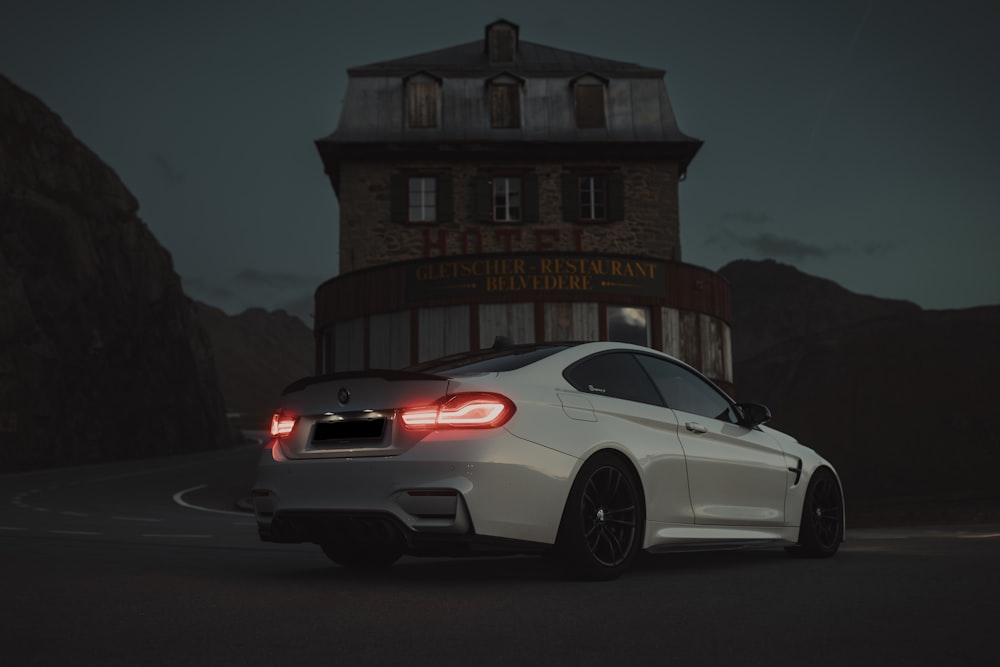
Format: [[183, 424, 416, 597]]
[[253, 341, 843, 579]]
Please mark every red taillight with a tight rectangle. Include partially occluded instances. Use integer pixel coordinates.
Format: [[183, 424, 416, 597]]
[[400, 393, 515, 430], [269, 412, 296, 438]]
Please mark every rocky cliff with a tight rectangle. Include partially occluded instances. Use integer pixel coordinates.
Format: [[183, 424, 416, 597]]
[[0, 74, 230, 471]]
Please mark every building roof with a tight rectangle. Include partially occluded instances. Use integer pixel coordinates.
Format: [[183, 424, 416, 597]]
[[316, 20, 702, 186], [348, 38, 666, 79]]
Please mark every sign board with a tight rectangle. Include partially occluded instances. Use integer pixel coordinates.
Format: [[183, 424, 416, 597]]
[[406, 254, 666, 301]]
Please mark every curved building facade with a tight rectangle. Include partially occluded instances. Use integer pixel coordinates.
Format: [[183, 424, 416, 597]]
[[314, 20, 734, 394]]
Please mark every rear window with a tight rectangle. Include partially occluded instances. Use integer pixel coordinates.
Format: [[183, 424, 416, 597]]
[[564, 352, 663, 406], [408, 344, 573, 375]]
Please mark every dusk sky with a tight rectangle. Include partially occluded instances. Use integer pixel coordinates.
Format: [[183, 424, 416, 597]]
[[2, 0, 998, 321]]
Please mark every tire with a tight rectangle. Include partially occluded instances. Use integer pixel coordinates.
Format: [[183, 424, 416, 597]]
[[320, 542, 403, 569], [791, 468, 843, 558], [556, 452, 644, 580]]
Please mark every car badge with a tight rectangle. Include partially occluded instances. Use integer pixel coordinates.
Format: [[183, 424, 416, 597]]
[[337, 387, 351, 404]]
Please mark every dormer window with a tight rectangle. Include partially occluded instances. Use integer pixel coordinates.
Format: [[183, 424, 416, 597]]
[[488, 73, 523, 129], [405, 72, 441, 129], [572, 74, 608, 129], [486, 20, 518, 64]]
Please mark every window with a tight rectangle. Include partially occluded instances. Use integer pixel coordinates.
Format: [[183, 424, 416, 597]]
[[391, 173, 452, 224], [408, 177, 436, 222], [488, 22, 517, 63], [575, 83, 606, 129], [634, 355, 738, 423], [607, 306, 649, 346], [564, 352, 663, 406], [476, 171, 537, 223], [562, 171, 624, 221], [490, 83, 521, 128], [579, 175, 606, 220], [407, 79, 439, 128], [493, 176, 521, 222]]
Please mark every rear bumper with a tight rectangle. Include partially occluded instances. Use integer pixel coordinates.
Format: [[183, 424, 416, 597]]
[[257, 507, 547, 556], [252, 429, 578, 550]]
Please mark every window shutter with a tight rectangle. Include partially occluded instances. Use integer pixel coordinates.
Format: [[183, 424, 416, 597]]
[[608, 172, 625, 221], [562, 173, 580, 221], [390, 174, 407, 223], [407, 81, 438, 128], [437, 173, 453, 222], [475, 173, 493, 222], [522, 173, 539, 223], [575, 85, 606, 129], [491, 84, 520, 129]]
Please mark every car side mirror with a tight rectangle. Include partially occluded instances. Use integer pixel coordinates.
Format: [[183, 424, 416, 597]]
[[736, 402, 771, 428]]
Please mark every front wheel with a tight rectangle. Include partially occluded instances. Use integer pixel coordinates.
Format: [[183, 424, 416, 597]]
[[791, 468, 843, 557], [556, 453, 644, 580]]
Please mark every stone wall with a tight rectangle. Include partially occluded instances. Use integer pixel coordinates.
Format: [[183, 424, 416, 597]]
[[338, 160, 681, 272]]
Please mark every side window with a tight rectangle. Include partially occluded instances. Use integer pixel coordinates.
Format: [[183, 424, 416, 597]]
[[635, 355, 738, 423], [564, 352, 662, 406]]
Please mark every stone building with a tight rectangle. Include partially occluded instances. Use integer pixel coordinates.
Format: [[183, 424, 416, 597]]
[[314, 19, 733, 393]]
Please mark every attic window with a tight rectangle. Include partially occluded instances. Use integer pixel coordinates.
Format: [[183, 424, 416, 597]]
[[489, 24, 516, 63], [575, 84, 606, 129], [406, 75, 440, 128], [490, 81, 521, 128]]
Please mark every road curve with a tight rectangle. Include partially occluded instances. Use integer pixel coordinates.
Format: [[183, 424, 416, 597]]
[[2, 445, 999, 666]]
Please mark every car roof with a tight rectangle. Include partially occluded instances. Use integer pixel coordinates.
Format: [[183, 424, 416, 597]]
[[408, 340, 694, 377]]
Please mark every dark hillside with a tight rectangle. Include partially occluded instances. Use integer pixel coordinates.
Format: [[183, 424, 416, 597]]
[[720, 259, 921, 363], [722, 260, 1000, 522], [196, 303, 313, 426]]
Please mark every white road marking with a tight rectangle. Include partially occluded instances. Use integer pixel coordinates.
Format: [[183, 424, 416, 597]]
[[49, 530, 102, 536], [172, 485, 249, 517], [112, 516, 162, 523], [0, 526, 26, 531], [142, 533, 213, 539]]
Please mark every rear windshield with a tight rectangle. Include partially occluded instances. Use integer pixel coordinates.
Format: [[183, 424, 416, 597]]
[[408, 344, 572, 375]]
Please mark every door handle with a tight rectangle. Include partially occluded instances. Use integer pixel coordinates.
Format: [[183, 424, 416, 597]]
[[685, 422, 708, 434]]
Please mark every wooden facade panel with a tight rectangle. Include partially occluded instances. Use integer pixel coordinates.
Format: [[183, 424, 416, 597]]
[[678, 310, 699, 369], [478, 303, 535, 348], [544, 302, 598, 342], [369, 311, 411, 369], [522, 79, 553, 139], [630, 80, 667, 139], [443, 79, 488, 136], [699, 314, 725, 382], [722, 321, 733, 384], [334, 317, 365, 372], [418, 305, 470, 362], [543, 79, 573, 133], [607, 80, 635, 138], [661, 307, 680, 358]]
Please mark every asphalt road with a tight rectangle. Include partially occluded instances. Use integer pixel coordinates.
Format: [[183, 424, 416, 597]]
[[2, 444, 998, 666]]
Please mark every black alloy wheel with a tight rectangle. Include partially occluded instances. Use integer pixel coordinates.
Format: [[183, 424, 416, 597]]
[[793, 468, 843, 557], [557, 452, 644, 580]]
